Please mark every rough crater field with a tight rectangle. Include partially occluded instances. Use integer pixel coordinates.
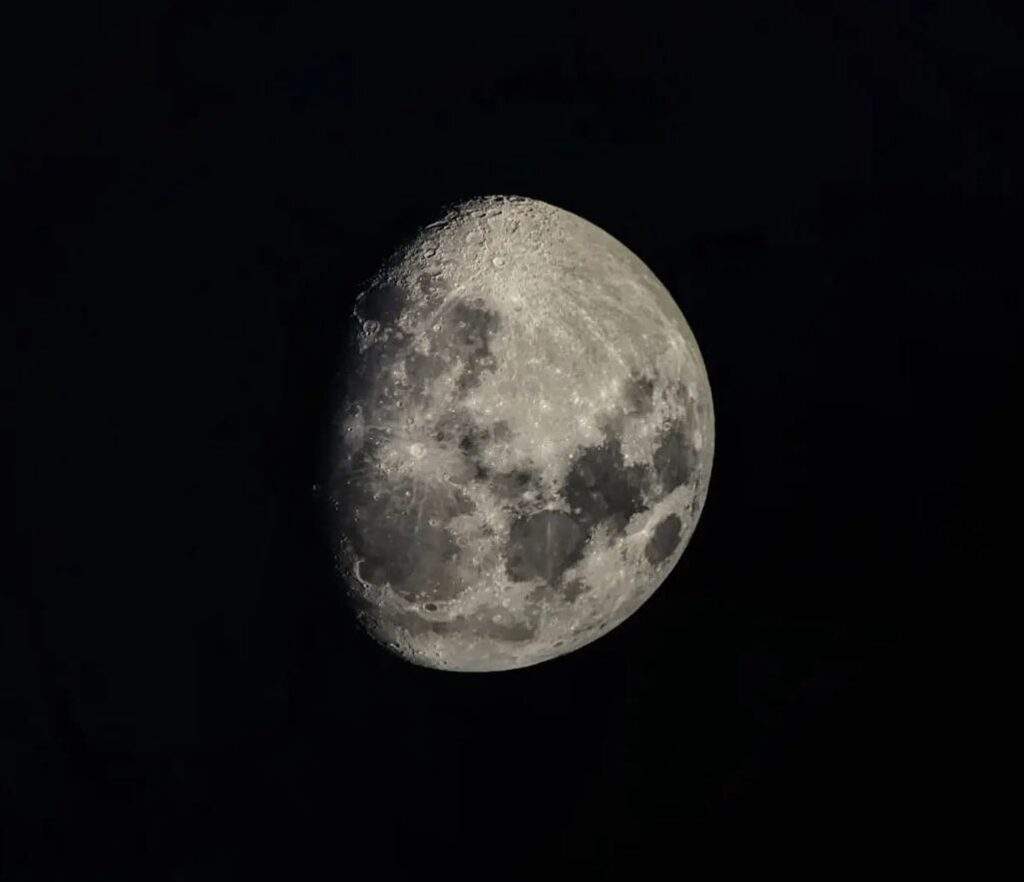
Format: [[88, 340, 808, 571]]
[[326, 195, 714, 671]]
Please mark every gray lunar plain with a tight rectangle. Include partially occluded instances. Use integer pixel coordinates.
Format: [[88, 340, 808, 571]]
[[326, 195, 714, 671]]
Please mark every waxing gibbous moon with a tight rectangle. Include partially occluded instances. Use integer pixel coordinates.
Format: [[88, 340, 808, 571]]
[[325, 195, 714, 672]]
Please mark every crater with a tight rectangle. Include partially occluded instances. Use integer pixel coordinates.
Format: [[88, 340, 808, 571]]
[[355, 283, 406, 324]]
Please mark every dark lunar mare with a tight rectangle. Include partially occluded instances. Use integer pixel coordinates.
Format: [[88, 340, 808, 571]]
[[331, 281, 504, 607], [506, 510, 589, 585], [503, 433, 654, 592], [644, 513, 683, 565], [652, 417, 698, 492], [564, 436, 650, 535], [623, 372, 656, 415], [434, 296, 501, 394], [490, 467, 537, 499], [502, 400, 701, 594], [338, 471, 474, 603], [354, 283, 407, 324]]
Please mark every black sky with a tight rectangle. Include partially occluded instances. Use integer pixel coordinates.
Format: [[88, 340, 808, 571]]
[[11, 4, 1020, 877]]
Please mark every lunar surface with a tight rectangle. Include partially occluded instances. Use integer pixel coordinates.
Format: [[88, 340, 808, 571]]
[[325, 195, 713, 671]]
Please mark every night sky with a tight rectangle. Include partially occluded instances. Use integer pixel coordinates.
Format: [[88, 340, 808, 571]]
[[11, 4, 1019, 877]]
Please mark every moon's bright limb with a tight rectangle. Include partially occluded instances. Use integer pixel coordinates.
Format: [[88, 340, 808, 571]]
[[326, 196, 714, 671]]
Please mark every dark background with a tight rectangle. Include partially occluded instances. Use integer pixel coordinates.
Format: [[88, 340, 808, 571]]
[[10, 3, 1019, 877]]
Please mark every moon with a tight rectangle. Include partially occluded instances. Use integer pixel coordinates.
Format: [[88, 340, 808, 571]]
[[325, 195, 714, 671]]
